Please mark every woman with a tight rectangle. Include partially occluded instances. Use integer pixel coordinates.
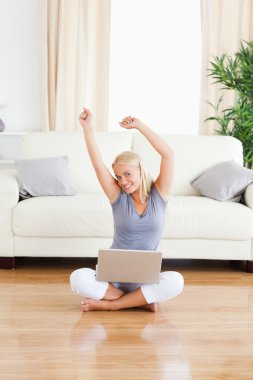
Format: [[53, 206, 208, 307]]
[[70, 108, 184, 312]]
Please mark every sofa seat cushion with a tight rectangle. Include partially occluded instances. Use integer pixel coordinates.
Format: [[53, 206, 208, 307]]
[[13, 194, 114, 238], [13, 195, 253, 241], [164, 196, 253, 240]]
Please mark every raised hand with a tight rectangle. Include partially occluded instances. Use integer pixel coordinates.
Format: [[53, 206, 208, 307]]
[[119, 116, 145, 130], [79, 108, 93, 131]]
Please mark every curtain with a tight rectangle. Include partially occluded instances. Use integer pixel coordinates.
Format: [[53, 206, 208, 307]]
[[42, 0, 111, 131], [199, 0, 253, 135]]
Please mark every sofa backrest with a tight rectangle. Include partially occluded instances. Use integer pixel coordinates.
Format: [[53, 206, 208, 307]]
[[20, 130, 132, 193], [132, 133, 243, 196], [20, 130, 243, 196]]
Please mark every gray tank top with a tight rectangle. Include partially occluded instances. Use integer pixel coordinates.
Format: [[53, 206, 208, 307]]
[[110, 184, 168, 251]]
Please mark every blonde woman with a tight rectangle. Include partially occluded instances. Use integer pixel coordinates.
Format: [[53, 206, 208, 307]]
[[70, 108, 184, 312]]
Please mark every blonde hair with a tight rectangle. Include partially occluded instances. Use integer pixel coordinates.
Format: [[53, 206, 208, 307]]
[[112, 151, 153, 203]]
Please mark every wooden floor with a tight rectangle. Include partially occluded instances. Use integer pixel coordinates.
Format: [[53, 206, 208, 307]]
[[0, 258, 253, 380]]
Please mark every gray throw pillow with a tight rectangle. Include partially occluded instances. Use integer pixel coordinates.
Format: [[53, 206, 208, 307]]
[[191, 160, 253, 201], [17, 156, 75, 198]]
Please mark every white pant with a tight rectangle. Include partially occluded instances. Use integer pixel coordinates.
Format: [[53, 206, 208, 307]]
[[70, 268, 184, 304]]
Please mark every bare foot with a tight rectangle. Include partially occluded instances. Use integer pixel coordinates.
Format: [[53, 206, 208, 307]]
[[80, 299, 158, 312], [80, 299, 111, 312], [138, 303, 158, 313]]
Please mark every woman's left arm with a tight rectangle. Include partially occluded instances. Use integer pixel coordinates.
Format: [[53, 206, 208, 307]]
[[119, 116, 173, 200]]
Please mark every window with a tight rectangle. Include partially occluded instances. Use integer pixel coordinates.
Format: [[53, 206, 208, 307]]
[[109, 0, 201, 134]]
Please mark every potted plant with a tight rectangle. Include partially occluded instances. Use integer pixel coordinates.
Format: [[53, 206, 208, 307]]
[[205, 40, 253, 169]]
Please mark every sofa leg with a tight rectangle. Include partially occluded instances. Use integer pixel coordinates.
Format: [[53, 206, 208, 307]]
[[246, 260, 253, 273], [0, 257, 15, 269]]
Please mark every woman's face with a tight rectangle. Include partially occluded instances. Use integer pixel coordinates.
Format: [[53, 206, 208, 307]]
[[113, 163, 141, 194]]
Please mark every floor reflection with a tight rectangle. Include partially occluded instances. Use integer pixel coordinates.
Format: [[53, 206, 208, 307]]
[[70, 310, 191, 379]]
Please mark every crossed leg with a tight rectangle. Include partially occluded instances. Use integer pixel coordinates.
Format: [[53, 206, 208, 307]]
[[71, 269, 183, 313], [80, 283, 157, 313]]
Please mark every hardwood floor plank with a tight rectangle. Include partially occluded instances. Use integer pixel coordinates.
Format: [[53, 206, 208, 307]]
[[0, 258, 253, 379]]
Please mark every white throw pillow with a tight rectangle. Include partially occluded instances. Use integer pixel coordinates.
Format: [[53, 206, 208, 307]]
[[17, 156, 75, 198], [191, 160, 253, 201]]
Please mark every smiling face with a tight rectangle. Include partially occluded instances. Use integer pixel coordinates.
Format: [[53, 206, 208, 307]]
[[113, 163, 141, 194]]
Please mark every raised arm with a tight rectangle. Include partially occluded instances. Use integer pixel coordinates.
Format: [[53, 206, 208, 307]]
[[119, 116, 173, 200], [79, 108, 120, 202]]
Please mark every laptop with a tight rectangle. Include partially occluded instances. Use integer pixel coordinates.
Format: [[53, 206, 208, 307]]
[[95, 248, 162, 284]]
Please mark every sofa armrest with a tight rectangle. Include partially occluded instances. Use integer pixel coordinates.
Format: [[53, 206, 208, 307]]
[[244, 183, 253, 209], [0, 169, 19, 206], [0, 169, 19, 257]]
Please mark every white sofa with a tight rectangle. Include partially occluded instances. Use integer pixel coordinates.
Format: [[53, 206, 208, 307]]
[[1, 130, 253, 271]]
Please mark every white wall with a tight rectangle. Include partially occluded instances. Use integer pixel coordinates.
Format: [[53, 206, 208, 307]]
[[0, 0, 44, 132], [0, 0, 201, 135], [109, 0, 201, 134]]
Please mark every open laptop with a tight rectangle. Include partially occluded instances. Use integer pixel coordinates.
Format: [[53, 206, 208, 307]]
[[95, 248, 162, 284]]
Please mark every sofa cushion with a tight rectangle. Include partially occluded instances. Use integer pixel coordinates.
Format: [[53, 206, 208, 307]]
[[13, 194, 114, 238], [17, 156, 75, 198], [132, 133, 243, 196], [13, 195, 253, 240], [20, 131, 133, 194], [190, 160, 253, 201], [163, 196, 253, 240], [244, 183, 253, 209]]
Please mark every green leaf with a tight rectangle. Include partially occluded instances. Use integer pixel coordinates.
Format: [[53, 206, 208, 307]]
[[205, 39, 253, 166]]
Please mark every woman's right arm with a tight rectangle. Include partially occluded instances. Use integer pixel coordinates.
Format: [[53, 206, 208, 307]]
[[79, 108, 120, 202]]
